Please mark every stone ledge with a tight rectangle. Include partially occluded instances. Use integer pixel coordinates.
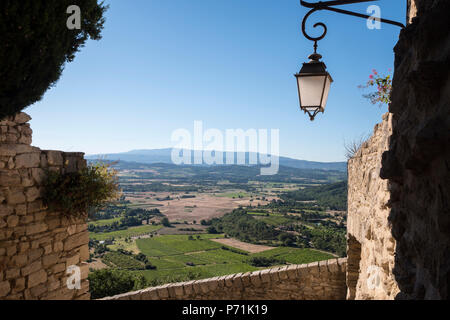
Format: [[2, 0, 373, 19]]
[[101, 258, 347, 301]]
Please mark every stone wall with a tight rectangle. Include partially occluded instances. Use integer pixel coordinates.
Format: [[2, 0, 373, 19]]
[[101, 258, 347, 300], [347, 113, 399, 300], [0, 113, 90, 300], [379, 0, 450, 300]]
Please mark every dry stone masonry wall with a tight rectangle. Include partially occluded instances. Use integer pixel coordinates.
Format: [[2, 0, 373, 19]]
[[380, 0, 450, 299], [348, 0, 450, 300], [0, 113, 90, 300], [347, 113, 399, 300], [102, 258, 347, 300]]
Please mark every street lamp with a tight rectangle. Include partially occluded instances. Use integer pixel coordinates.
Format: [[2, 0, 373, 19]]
[[295, 49, 333, 121], [296, 0, 405, 121]]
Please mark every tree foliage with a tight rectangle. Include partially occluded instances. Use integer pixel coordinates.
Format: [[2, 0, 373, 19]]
[[209, 209, 279, 242], [281, 181, 348, 211], [88, 269, 148, 299], [0, 1, 108, 119]]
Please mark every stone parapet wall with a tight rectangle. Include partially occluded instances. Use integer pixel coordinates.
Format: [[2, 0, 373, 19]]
[[102, 258, 347, 300], [347, 113, 399, 300], [0, 113, 89, 300]]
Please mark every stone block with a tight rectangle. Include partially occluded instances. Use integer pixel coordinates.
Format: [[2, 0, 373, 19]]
[[155, 285, 169, 299], [6, 189, 26, 205], [45, 151, 63, 166], [0, 281, 11, 297], [12, 254, 28, 268], [27, 269, 47, 288], [14, 113, 32, 124], [0, 170, 21, 186], [26, 223, 48, 235], [15, 153, 40, 169], [66, 254, 80, 268], [25, 187, 41, 202], [278, 266, 289, 280], [64, 231, 89, 251], [43, 254, 60, 268], [13, 277, 26, 292], [6, 215, 19, 227], [249, 271, 262, 287], [259, 269, 272, 283], [21, 260, 42, 277], [6, 268, 20, 280]]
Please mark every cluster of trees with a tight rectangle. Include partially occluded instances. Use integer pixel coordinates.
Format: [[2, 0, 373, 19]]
[[281, 181, 347, 211], [121, 182, 198, 193], [207, 209, 280, 243], [88, 239, 112, 258], [116, 249, 156, 270], [305, 227, 346, 257], [88, 208, 162, 233], [88, 269, 148, 299], [206, 204, 346, 256], [247, 256, 286, 267], [113, 161, 346, 187]]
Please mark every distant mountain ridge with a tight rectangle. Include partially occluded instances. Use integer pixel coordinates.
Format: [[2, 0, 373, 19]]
[[86, 148, 347, 172]]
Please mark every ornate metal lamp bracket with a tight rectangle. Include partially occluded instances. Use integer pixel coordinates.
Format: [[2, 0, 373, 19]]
[[301, 0, 405, 51]]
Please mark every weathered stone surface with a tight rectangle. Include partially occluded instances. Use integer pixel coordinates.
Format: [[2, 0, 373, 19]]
[[378, 0, 450, 300], [26, 223, 48, 236], [346, 0, 450, 300], [0, 113, 88, 300], [27, 270, 47, 288], [15, 153, 40, 169], [347, 113, 398, 300], [6, 189, 26, 205], [13, 113, 31, 124], [45, 151, 63, 166], [0, 171, 21, 187], [0, 281, 11, 297], [64, 231, 89, 251], [101, 259, 347, 301]]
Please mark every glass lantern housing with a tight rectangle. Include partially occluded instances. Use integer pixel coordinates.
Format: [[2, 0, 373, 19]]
[[295, 53, 333, 121]]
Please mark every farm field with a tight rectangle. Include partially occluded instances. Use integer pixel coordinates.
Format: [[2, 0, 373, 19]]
[[124, 192, 272, 223], [132, 234, 334, 283], [90, 225, 162, 241], [87, 161, 347, 298], [210, 238, 274, 253]]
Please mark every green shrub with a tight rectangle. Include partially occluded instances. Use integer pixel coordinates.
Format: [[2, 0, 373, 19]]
[[0, 1, 108, 119], [161, 217, 171, 227], [247, 256, 286, 268], [88, 269, 148, 299], [43, 162, 120, 217]]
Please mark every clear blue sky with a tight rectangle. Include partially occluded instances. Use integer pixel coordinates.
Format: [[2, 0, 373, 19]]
[[28, 0, 405, 162]]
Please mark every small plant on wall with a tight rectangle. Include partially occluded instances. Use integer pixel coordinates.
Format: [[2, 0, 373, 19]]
[[358, 69, 392, 107], [43, 162, 120, 217]]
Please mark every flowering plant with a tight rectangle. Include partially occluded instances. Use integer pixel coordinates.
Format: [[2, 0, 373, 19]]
[[358, 69, 392, 107]]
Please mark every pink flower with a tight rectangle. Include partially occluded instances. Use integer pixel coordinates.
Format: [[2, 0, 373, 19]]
[[373, 69, 378, 75], [369, 74, 374, 79]]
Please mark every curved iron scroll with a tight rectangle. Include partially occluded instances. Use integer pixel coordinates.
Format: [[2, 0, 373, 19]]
[[300, 0, 405, 51]]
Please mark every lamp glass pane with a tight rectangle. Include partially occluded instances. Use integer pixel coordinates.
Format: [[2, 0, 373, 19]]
[[320, 75, 332, 110], [297, 75, 326, 107]]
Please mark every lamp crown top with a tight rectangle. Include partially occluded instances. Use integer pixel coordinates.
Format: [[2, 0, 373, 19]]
[[308, 52, 322, 62]]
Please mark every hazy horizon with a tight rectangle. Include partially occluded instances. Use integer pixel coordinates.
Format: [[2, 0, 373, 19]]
[[85, 147, 347, 164], [27, 0, 405, 162]]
